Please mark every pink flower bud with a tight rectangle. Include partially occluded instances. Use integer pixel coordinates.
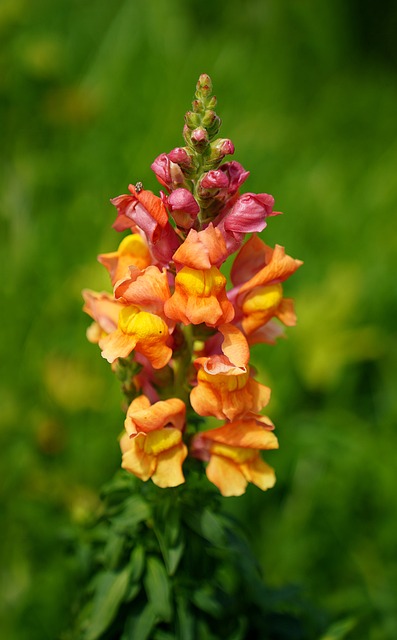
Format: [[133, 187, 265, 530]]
[[168, 147, 192, 166], [166, 188, 200, 229], [200, 170, 229, 190], [212, 138, 235, 157], [191, 127, 208, 144], [151, 153, 185, 190], [150, 153, 171, 189]]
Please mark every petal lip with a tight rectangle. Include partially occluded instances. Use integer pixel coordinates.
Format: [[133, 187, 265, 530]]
[[196, 420, 279, 450]]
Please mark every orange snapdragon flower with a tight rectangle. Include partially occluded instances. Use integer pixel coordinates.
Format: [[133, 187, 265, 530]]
[[100, 305, 172, 368], [120, 394, 187, 487], [191, 419, 278, 496], [114, 265, 172, 323], [94, 265, 173, 368], [230, 236, 302, 336], [124, 395, 186, 436], [98, 234, 151, 286], [172, 223, 228, 270], [164, 266, 234, 327], [190, 324, 270, 421]]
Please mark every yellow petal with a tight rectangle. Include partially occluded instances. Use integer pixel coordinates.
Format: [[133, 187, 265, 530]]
[[206, 455, 247, 497], [144, 428, 182, 456], [211, 442, 256, 464], [151, 442, 188, 488], [240, 455, 276, 491], [121, 433, 155, 481], [242, 283, 283, 314]]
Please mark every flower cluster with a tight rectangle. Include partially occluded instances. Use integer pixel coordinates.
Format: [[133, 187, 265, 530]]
[[83, 75, 302, 496]]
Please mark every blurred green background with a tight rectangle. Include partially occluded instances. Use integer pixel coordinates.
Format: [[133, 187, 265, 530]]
[[1, 0, 397, 638]]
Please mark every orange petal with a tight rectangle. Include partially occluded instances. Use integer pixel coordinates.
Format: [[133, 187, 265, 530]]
[[206, 454, 248, 497], [129, 184, 168, 227], [218, 324, 250, 367], [231, 235, 274, 286], [82, 290, 122, 334], [198, 420, 279, 450], [99, 329, 137, 363], [247, 320, 286, 346], [238, 244, 303, 294], [276, 298, 297, 326], [172, 223, 228, 270], [121, 433, 156, 481], [115, 265, 171, 319], [125, 397, 186, 436]]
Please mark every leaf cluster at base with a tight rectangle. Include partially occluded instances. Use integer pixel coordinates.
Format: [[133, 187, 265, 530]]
[[63, 470, 341, 640]]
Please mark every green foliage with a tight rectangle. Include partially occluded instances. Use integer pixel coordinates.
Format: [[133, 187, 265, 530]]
[[66, 471, 326, 639]]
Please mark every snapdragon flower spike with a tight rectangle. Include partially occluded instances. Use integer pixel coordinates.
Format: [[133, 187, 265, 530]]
[[83, 73, 302, 495]]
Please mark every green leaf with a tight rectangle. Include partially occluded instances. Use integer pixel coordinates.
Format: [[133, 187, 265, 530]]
[[319, 617, 357, 640], [154, 524, 185, 576], [103, 531, 125, 570], [184, 507, 226, 547], [164, 504, 181, 547], [191, 585, 223, 619], [111, 495, 151, 532], [176, 595, 195, 640], [144, 555, 172, 622], [201, 509, 227, 546], [164, 539, 185, 576], [130, 544, 145, 583], [122, 602, 158, 640], [124, 582, 140, 603], [84, 566, 131, 640], [152, 631, 175, 640]]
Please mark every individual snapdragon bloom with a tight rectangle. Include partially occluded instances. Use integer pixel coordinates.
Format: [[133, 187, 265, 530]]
[[84, 265, 173, 368], [164, 224, 233, 326], [111, 184, 180, 266], [213, 193, 280, 256], [121, 395, 187, 487], [164, 266, 234, 327], [229, 235, 303, 338], [190, 324, 271, 421], [99, 266, 173, 367], [191, 419, 278, 496]]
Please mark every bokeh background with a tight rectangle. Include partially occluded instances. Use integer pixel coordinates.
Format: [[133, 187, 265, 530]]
[[1, 0, 397, 638]]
